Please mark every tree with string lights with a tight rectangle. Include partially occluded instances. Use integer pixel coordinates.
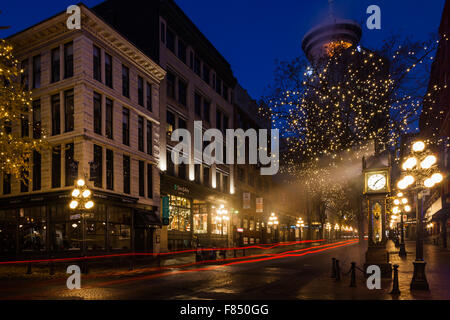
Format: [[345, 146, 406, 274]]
[[0, 39, 47, 184], [261, 35, 446, 240]]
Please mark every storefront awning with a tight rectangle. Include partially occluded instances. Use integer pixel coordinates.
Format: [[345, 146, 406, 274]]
[[134, 210, 161, 227]]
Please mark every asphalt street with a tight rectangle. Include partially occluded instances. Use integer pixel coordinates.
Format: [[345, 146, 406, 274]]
[[0, 239, 362, 300]]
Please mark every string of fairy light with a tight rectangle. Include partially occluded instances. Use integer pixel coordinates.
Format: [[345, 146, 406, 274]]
[[260, 34, 449, 180], [0, 39, 48, 183]]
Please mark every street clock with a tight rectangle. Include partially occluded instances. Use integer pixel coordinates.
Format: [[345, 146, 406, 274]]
[[362, 150, 392, 277], [364, 170, 390, 194]]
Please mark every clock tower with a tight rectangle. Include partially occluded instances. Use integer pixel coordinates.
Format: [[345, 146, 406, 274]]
[[362, 150, 392, 277]]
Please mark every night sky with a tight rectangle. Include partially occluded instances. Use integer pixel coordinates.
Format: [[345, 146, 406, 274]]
[[0, 0, 446, 99]]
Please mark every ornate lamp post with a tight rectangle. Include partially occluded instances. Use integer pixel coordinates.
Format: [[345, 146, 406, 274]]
[[397, 140, 443, 290], [268, 213, 279, 243], [391, 192, 411, 257], [69, 178, 94, 256], [296, 217, 305, 240]]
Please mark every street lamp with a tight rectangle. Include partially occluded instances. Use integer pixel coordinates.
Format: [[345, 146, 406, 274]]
[[296, 217, 305, 240], [268, 213, 279, 243], [215, 205, 229, 238], [69, 179, 94, 256], [391, 195, 411, 257], [397, 140, 444, 290]]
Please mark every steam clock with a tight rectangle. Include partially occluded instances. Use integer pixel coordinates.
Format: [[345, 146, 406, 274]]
[[363, 151, 392, 277]]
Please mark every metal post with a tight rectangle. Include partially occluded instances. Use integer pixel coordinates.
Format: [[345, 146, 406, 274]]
[[399, 211, 406, 257], [349, 262, 356, 287], [390, 264, 400, 295], [335, 259, 341, 282], [26, 263, 32, 275], [331, 258, 336, 278], [411, 193, 429, 290]]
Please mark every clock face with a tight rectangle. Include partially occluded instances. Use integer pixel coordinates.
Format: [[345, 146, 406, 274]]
[[367, 173, 386, 191]]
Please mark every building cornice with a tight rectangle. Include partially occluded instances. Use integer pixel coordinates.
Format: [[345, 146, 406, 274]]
[[8, 4, 166, 83]]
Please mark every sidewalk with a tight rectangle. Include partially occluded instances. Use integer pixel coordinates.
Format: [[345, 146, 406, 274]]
[[296, 240, 450, 300]]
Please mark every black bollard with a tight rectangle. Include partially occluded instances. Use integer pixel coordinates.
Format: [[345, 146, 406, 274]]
[[234, 249, 237, 258], [331, 258, 336, 278], [243, 249, 245, 257], [390, 264, 401, 295], [49, 261, 55, 275], [222, 250, 226, 259], [335, 259, 341, 282], [349, 262, 356, 287], [82, 258, 89, 274], [26, 263, 32, 275], [128, 257, 134, 271], [157, 253, 161, 268]]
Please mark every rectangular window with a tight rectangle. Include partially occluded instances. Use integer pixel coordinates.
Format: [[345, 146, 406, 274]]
[[138, 116, 144, 152], [32, 100, 41, 139], [105, 98, 113, 139], [179, 163, 187, 180], [139, 161, 145, 197], [93, 45, 101, 82], [64, 89, 74, 132], [64, 42, 74, 79], [178, 78, 187, 106], [51, 47, 60, 83], [106, 149, 114, 190], [222, 84, 229, 101], [65, 143, 76, 187], [138, 76, 144, 106], [166, 28, 175, 53], [32, 55, 41, 89], [166, 110, 175, 135], [167, 150, 174, 176], [3, 174, 11, 195], [216, 109, 222, 131], [52, 146, 61, 188], [203, 100, 210, 123], [147, 164, 153, 198], [166, 71, 176, 99], [202, 64, 210, 84], [203, 166, 210, 187], [178, 117, 187, 130], [146, 82, 152, 111], [223, 115, 229, 131], [123, 155, 130, 194], [215, 77, 222, 95], [122, 65, 130, 98], [122, 107, 130, 146], [194, 93, 202, 117], [20, 166, 29, 193], [194, 56, 201, 76], [93, 144, 103, 188], [21, 59, 29, 90], [223, 175, 229, 192], [32, 151, 41, 191], [94, 92, 102, 135], [195, 164, 200, 183], [147, 121, 153, 155], [177, 39, 186, 63], [216, 172, 221, 190], [105, 53, 113, 88], [51, 94, 60, 136], [21, 115, 29, 138]]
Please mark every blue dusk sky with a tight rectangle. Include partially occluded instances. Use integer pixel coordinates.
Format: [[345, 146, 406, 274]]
[[0, 0, 446, 99]]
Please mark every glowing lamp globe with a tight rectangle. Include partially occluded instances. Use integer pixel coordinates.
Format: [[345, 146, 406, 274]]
[[431, 173, 443, 184], [412, 141, 425, 152]]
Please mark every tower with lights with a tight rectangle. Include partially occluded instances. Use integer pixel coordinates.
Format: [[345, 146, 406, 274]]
[[301, 1, 362, 63]]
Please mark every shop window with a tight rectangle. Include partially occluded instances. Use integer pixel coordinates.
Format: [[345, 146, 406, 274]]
[[193, 204, 208, 234], [122, 64, 130, 98], [0, 209, 17, 253], [64, 89, 74, 132], [249, 219, 255, 231], [18, 207, 46, 252], [211, 205, 228, 235], [168, 195, 191, 232], [243, 218, 248, 230], [108, 206, 131, 251], [93, 45, 101, 82], [52, 146, 61, 188], [51, 93, 60, 136], [105, 53, 113, 88]]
